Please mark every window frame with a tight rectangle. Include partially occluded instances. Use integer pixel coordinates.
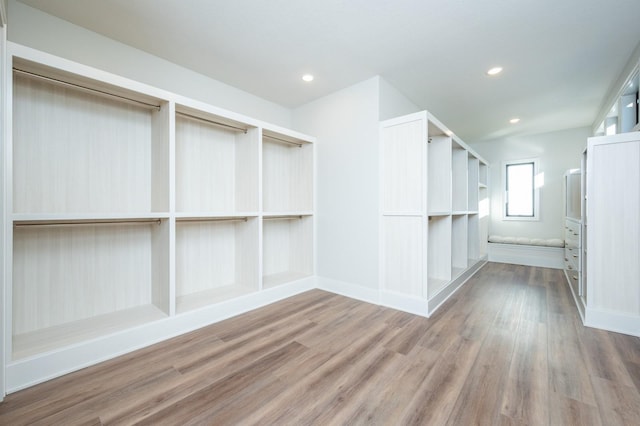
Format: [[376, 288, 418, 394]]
[[502, 158, 540, 221]]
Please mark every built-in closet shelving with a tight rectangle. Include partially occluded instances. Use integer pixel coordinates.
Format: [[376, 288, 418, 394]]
[[380, 111, 489, 316], [2, 43, 315, 392]]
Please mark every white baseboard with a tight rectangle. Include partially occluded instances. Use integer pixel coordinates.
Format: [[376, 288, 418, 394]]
[[585, 307, 640, 337], [428, 260, 487, 314], [488, 242, 564, 269], [378, 290, 428, 317], [315, 276, 380, 306]]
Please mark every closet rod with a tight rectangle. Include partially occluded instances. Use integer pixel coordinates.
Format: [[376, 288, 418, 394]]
[[14, 219, 162, 228], [263, 134, 303, 148], [14, 68, 162, 111], [263, 215, 304, 220], [177, 217, 248, 223], [176, 111, 248, 134]]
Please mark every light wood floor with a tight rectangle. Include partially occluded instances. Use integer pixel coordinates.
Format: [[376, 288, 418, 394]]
[[1, 262, 639, 425]]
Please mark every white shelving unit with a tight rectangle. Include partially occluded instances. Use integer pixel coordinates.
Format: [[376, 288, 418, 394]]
[[2, 43, 316, 393], [380, 111, 489, 316]]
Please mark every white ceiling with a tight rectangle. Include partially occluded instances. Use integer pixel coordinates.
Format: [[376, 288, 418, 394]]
[[18, 0, 640, 142]]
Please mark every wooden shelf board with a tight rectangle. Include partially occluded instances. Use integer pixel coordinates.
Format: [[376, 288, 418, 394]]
[[12, 304, 167, 360], [176, 284, 258, 314], [263, 271, 312, 289], [427, 211, 450, 217], [262, 211, 313, 218]]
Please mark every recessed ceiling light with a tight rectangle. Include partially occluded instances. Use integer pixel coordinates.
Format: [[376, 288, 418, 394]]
[[486, 67, 503, 76], [302, 74, 314, 82], [509, 118, 520, 124]]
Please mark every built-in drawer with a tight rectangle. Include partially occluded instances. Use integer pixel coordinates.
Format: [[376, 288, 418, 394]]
[[565, 218, 581, 248], [565, 232, 580, 249], [565, 247, 580, 271], [565, 219, 580, 235]]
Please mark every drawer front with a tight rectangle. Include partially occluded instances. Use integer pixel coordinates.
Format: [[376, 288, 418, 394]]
[[565, 219, 580, 235], [565, 247, 581, 270], [565, 232, 580, 249], [565, 219, 581, 249]]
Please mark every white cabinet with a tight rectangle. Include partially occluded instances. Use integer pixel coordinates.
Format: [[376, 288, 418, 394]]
[[380, 111, 489, 316], [2, 43, 315, 392], [583, 132, 640, 336], [563, 168, 584, 318]]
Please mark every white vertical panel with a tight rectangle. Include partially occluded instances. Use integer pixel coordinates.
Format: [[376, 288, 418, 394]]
[[468, 214, 480, 260], [427, 136, 452, 213], [151, 102, 171, 212], [151, 219, 170, 315], [175, 116, 236, 212], [263, 219, 290, 276], [175, 221, 236, 296], [262, 216, 313, 286], [452, 146, 468, 212], [588, 138, 640, 315], [12, 75, 153, 214], [235, 217, 260, 288], [427, 215, 452, 297], [382, 216, 423, 297], [381, 119, 424, 212], [468, 157, 479, 211], [235, 128, 259, 212], [452, 215, 468, 270], [263, 140, 313, 212]]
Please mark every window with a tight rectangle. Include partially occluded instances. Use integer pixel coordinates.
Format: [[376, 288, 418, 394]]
[[503, 159, 539, 220]]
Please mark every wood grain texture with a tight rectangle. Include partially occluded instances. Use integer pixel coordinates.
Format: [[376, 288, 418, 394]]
[[262, 216, 313, 286], [2, 262, 640, 425], [381, 118, 424, 213], [175, 116, 259, 213], [262, 138, 313, 212], [13, 74, 155, 214]]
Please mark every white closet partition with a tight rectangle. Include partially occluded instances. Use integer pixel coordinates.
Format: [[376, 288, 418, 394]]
[[380, 111, 488, 317]]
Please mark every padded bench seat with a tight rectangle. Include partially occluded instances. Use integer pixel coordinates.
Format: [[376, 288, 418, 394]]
[[488, 235, 564, 248], [487, 235, 565, 268]]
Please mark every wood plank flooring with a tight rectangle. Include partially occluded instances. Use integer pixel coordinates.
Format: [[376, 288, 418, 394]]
[[1, 262, 639, 425]]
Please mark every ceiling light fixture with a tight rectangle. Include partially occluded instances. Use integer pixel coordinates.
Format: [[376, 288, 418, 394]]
[[509, 118, 520, 124], [627, 102, 635, 108], [486, 67, 503, 76], [302, 74, 314, 82]]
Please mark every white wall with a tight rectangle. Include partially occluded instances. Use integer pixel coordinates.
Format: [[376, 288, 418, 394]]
[[293, 77, 380, 288], [293, 76, 418, 290], [379, 77, 420, 121], [471, 127, 590, 240], [6, 0, 292, 127]]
